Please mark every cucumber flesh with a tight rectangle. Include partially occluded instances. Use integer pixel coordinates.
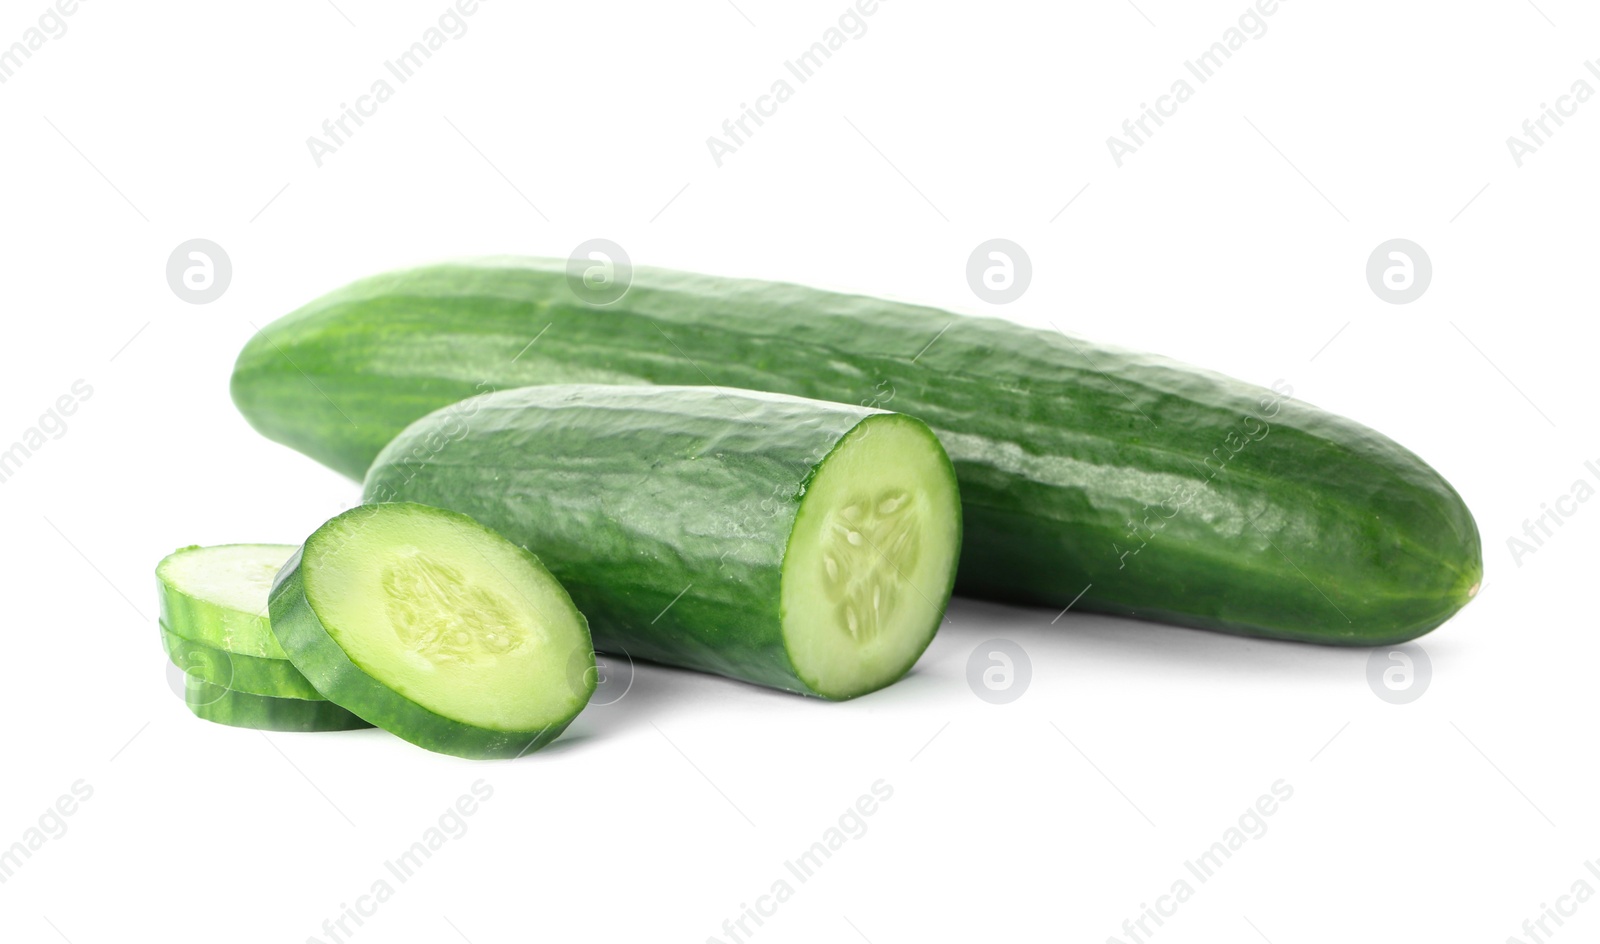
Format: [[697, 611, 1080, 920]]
[[161, 627, 324, 701], [184, 676, 370, 732], [157, 544, 296, 658], [782, 415, 960, 699], [269, 502, 595, 759]]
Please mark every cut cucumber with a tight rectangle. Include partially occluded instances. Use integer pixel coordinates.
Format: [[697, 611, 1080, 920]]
[[162, 627, 324, 701], [363, 385, 963, 699], [157, 544, 297, 659], [235, 259, 1482, 645], [268, 502, 595, 759], [184, 676, 370, 732], [782, 416, 959, 697]]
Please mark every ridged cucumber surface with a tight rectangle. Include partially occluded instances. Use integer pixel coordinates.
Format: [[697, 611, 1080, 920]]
[[363, 385, 963, 699], [234, 259, 1483, 645]]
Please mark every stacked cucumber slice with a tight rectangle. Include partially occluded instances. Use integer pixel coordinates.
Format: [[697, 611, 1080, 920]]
[[162, 628, 325, 701], [156, 505, 597, 758], [183, 676, 371, 731], [158, 544, 369, 731]]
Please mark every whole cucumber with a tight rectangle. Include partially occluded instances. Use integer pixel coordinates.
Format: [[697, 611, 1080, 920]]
[[234, 259, 1481, 645]]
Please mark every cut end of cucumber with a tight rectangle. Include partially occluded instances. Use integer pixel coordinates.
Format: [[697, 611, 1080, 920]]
[[158, 544, 295, 617], [781, 414, 961, 699], [292, 503, 593, 752]]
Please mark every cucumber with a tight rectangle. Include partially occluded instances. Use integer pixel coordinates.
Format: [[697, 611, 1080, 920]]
[[157, 544, 296, 659], [267, 502, 595, 759], [161, 627, 324, 701], [184, 676, 371, 732], [362, 385, 963, 699], [233, 259, 1483, 645]]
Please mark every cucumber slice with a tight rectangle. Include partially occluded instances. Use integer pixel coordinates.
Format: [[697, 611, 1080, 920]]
[[268, 502, 595, 759], [161, 626, 324, 701], [184, 676, 371, 732], [156, 544, 297, 659], [365, 386, 963, 700]]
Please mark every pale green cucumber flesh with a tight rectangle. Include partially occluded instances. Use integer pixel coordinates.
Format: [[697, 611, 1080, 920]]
[[184, 676, 370, 732], [782, 414, 961, 699], [156, 544, 297, 658], [364, 386, 962, 700], [161, 627, 324, 701], [269, 502, 594, 759]]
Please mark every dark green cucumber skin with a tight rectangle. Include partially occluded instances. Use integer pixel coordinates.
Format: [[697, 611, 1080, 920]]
[[234, 259, 1483, 645], [268, 504, 593, 760], [162, 627, 324, 700], [184, 677, 371, 732], [363, 386, 952, 696]]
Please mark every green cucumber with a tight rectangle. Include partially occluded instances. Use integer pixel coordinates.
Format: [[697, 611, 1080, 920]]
[[268, 502, 594, 759], [157, 544, 296, 659], [161, 627, 324, 701], [233, 258, 1482, 645], [362, 385, 963, 699], [184, 676, 371, 732]]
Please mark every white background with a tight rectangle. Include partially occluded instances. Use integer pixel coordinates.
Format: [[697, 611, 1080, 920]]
[[1, 1, 1596, 942]]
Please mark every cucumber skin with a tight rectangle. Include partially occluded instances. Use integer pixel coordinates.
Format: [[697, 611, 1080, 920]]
[[184, 677, 371, 732], [234, 259, 1483, 645], [162, 626, 324, 701], [362, 386, 955, 697], [268, 505, 595, 760]]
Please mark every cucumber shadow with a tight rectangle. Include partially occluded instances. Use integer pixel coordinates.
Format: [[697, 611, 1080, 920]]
[[554, 650, 805, 750], [907, 594, 1461, 693], [549, 592, 1463, 754]]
